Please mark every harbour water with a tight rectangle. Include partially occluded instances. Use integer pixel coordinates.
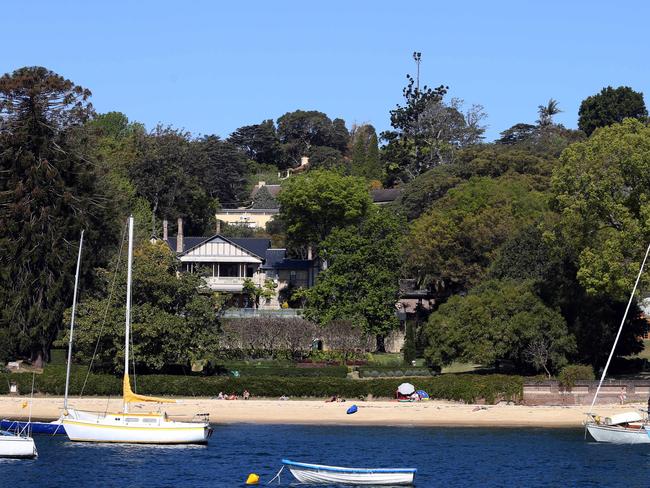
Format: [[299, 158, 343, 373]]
[[2, 424, 649, 487]]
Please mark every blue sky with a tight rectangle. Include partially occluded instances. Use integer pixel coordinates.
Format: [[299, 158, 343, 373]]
[[3, 1, 649, 141]]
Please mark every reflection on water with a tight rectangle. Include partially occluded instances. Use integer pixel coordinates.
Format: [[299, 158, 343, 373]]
[[3, 424, 650, 487]]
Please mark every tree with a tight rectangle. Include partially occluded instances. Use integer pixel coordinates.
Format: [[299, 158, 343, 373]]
[[578, 86, 647, 136], [403, 174, 549, 294], [302, 207, 404, 351], [192, 135, 248, 207], [0, 66, 117, 366], [425, 280, 575, 373], [130, 126, 216, 235], [68, 241, 222, 372], [308, 146, 346, 171], [276, 110, 349, 166], [496, 123, 538, 145], [537, 98, 562, 127], [277, 170, 371, 254], [251, 185, 279, 209], [350, 124, 382, 180], [228, 119, 283, 166], [381, 56, 449, 183], [551, 119, 650, 300]]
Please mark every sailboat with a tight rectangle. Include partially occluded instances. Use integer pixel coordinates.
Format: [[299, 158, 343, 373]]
[[62, 216, 212, 444], [585, 243, 650, 443]]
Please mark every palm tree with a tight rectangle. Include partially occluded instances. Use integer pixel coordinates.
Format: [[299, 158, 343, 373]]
[[537, 98, 562, 127]]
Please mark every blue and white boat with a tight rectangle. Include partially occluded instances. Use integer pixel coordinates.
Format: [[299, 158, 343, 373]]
[[0, 419, 66, 436], [282, 459, 417, 486]]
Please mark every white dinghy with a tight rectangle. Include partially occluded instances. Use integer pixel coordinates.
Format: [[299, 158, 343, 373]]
[[62, 216, 211, 444], [585, 242, 650, 443], [282, 459, 417, 486], [0, 430, 37, 459]]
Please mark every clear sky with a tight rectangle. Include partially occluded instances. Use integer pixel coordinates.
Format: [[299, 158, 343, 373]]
[[3, 0, 649, 141]]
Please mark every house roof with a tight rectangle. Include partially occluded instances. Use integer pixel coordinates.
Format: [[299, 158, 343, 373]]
[[164, 235, 271, 259], [370, 188, 401, 203], [165, 237, 208, 254], [262, 248, 287, 268], [230, 238, 271, 259]]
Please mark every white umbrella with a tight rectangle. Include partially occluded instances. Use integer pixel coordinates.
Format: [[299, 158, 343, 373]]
[[397, 383, 415, 395]]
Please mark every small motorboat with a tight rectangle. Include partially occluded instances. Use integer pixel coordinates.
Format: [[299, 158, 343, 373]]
[[1, 419, 66, 435], [282, 459, 416, 486], [0, 430, 38, 459]]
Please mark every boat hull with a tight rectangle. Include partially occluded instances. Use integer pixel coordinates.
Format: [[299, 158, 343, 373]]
[[283, 460, 416, 486], [62, 409, 210, 444], [0, 434, 38, 458], [0, 419, 66, 435], [586, 423, 650, 444]]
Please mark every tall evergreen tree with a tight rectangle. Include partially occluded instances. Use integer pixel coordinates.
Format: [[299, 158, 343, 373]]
[[0, 67, 116, 365]]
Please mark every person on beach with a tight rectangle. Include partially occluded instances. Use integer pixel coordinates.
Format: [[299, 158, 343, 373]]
[[216, 392, 224, 400], [243, 389, 250, 400], [619, 387, 627, 405]]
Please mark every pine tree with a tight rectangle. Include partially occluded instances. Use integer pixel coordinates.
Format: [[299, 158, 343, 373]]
[[0, 67, 114, 366], [365, 130, 381, 180]]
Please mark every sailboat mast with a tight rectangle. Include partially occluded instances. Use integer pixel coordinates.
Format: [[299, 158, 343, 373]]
[[124, 216, 134, 414], [64, 230, 84, 411], [588, 242, 650, 415]]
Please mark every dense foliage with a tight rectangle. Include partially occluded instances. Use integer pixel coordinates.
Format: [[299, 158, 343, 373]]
[[65, 241, 222, 373], [578, 86, 647, 136], [0, 67, 118, 366], [3, 62, 649, 376], [2, 369, 523, 404]]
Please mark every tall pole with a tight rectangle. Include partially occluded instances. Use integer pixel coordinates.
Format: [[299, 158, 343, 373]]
[[588, 242, 650, 415], [64, 230, 84, 411], [123, 216, 134, 414]]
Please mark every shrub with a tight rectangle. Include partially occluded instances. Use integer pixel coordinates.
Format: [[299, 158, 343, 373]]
[[558, 364, 594, 390], [0, 370, 523, 404]]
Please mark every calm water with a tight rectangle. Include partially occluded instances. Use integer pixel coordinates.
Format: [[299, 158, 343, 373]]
[[1, 424, 649, 487]]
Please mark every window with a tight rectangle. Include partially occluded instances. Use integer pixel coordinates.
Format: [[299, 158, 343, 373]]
[[125, 418, 139, 423], [142, 418, 157, 424], [220, 263, 239, 277]]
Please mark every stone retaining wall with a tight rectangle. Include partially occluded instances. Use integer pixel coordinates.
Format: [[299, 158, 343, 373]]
[[523, 380, 650, 406]]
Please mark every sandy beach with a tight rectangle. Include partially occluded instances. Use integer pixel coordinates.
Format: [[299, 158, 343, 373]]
[[0, 396, 641, 427]]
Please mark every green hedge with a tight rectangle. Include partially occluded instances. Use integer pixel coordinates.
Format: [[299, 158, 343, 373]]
[[222, 366, 348, 378], [358, 367, 434, 378], [0, 370, 523, 404]]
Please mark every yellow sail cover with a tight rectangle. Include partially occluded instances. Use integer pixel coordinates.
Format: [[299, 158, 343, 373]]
[[123, 374, 176, 404]]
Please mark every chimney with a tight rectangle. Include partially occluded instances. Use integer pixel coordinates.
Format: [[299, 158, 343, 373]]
[[176, 217, 183, 254], [300, 156, 309, 167], [163, 219, 168, 241], [216, 219, 221, 234]]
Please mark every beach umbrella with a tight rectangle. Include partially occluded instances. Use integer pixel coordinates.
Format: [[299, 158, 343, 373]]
[[416, 390, 429, 399], [397, 383, 415, 396], [346, 405, 358, 415]]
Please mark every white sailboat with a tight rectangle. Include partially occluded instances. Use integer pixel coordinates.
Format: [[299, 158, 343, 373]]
[[0, 431, 38, 459], [585, 242, 650, 443], [62, 216, 212, 444]]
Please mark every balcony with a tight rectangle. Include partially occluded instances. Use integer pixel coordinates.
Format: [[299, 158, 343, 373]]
[[203, 276, 251, 292], [221, 308, 305, 318]]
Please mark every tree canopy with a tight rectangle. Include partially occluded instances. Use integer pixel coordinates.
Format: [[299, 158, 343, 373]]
[[578, 86, 647, 136], [425, 280, 575, 374], [0, 67, 117, 365], [67, 240, 222, 372], [552, 119, 650, 300], [302, 207, 404, 351], [403, 174, 549, 293], [277, 170, 371, 254]]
